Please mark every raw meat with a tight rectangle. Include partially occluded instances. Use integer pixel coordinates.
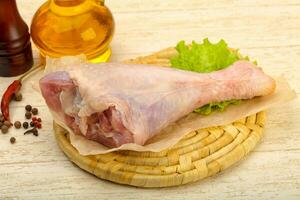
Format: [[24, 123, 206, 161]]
[[39, 61, 275, 147]]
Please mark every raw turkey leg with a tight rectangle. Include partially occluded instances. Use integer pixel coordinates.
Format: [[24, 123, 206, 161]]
[[39, 61, 275, 147]]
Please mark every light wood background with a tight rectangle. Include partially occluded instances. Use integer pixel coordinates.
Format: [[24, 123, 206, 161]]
[[0, 0, 299, 199]]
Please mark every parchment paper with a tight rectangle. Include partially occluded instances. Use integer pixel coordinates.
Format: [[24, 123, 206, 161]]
[[42, 56, 297, 155]]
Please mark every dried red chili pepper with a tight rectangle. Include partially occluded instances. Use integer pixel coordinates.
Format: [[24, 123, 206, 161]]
[[0, 64, 44, 122], [1, 80, 22, 122]]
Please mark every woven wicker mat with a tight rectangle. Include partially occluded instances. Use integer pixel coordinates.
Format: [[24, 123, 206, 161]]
[[53, 47, 266, 188]]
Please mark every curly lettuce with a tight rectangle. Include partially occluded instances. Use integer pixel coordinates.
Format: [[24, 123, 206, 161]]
[[170, 38, 247, 115], [193, 100, 241, 115]]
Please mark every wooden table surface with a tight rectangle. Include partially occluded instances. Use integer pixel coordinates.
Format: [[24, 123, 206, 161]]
[[0, 0, 299, 199]]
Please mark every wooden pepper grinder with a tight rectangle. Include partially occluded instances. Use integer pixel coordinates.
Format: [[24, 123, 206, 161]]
[[0, 0, 33, 77]]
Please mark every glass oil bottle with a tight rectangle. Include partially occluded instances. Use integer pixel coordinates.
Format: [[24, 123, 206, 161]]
[[31, 0, 114, 63]]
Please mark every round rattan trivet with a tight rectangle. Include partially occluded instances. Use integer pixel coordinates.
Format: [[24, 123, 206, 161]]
[[53, 47, 266, 188]]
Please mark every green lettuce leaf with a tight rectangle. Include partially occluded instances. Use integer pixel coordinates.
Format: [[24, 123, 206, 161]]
[[170, 38, 239, 73], [170, 38, 245, 115], [193, 100, 241, 115]]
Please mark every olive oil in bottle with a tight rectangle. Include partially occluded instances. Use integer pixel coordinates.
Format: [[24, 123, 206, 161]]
[[31, 0, 114, 62]]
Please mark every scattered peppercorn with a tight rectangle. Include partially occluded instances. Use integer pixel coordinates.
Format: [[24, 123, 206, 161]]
[[30, 121, 35, 127], [14, 92, 23, 101], [10, 137, 16, 144], [25, 111, 32, 119], [36, 123, 42, 129], [14, 121, 21, 129], [4, 120, 11, 127], [32, 108, 38, 115], [1, 125, 9, 134], [37, 118, 42, 122], [23, 122, 29, 129], [32, 117, 37, 121], [25, 105, 32, 112]]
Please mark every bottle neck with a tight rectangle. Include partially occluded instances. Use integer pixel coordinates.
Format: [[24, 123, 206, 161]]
[[49, 0, 94, 16], [53, 0, 86, 7], [53, 0, 105, 5]]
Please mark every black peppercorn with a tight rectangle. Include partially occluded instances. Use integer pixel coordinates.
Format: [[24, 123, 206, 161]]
[[4, 120, 11, 127], [1, 125, 9, 134], [10, 137, 16, 144], [14, 92, 23, 101], [23, 122, 29, 129], [25, 105, 32, 112], [30, 121, 35, 127], [14, 121, 21, 129], [32, 108, 38, 115], [25, 111, 32, 119]]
